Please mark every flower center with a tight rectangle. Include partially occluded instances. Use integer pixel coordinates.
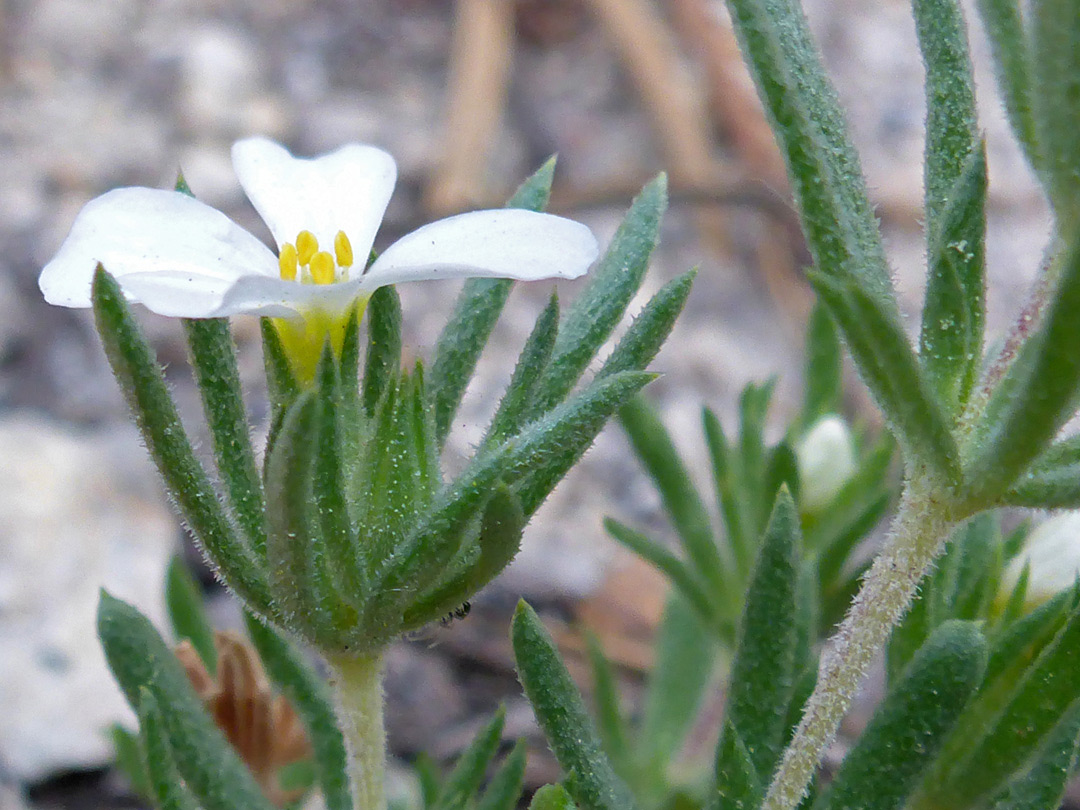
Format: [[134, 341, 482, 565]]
[[278, 229, 354, 284]]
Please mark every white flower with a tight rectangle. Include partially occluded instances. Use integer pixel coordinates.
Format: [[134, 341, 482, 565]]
[[39, 138, 599, 320], [796, 415, 857, 511], [1001, 512, 1080, 609]]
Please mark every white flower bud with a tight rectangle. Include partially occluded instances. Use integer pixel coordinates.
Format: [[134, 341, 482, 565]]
[[796, 415, 857, 511], [1002, 512, 1080, 608]]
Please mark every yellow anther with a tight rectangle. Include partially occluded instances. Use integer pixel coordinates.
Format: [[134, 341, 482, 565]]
[[278, 242, 298, 281], [334, 230, 354, 268], [310, 251, 336, 285], [295, 230, 319, 265]]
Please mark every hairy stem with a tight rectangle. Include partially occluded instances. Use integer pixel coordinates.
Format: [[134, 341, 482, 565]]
[[327, 653, 386, 810], [762, 474, 959, 810]]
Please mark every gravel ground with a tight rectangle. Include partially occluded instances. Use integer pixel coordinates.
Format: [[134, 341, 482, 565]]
[[0, 0, 1056, 804]]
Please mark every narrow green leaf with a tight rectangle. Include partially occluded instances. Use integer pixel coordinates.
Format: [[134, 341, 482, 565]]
[[722, 0, 894, 310], [802, 303, 843, 427], [532, 176, 667, 414], [914, 0, 979, 225], [362, 285, 402, 417], [1031, 0, 1080, 227], [596, 269, 696, 380], [1003, 433, 1080, 507], [816, 621, 987, 810], [975, 0, 1039, 169], [702, 407, 751, 575], [919, 145, 988, 414], [585, 634, 631, 773], [641, 592, 720, 763], [508, 156, 557, 211], [111, 724, 152, 800], [428, 157, 557, 446], [92, 267, 272, 614], [165, 557, 217, 675], [719, 488, 800, 778], [618, 396, 728, 594], [933, 597, 1080, 805], [529, 785, 577, 810], [484, 293, 560, 448], [603, 517, 719, 632], [476, 742, 527, 810], [512, 371, 657, 516], [511, 602, 638, 810], [965, 238, 1080, 502], [97, 591, 274, 810], [811, 273, 960, 481], [137, 689, 202, 810], [435, 709, 506, 810], [988, 700, 1080, 810], [713, 721, 763, 810], [244, 613, 351, 810], [183, 317, 266, 556], [416, 754, 442, 810]]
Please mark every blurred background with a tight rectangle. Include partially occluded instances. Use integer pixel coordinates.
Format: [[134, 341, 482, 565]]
[[0, 0, 1053, 807]]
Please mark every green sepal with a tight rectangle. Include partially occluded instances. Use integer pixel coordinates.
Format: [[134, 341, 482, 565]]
[[183, 317, 267, 556], [508, 156, 556, 211], [475, 741, 527, 810], [603, 517, 720, 632], [362, 285, 403, 417], [529, 785, 578, 810], [264, 391, 352, 648], [136, 689, 202, 810], [801, 302, 843, 428], [314, 346, 364, 608], [97, 591, 275, 810], [975, 0, 1039, 169], [964, 238, 1080, 503], [919, 144, 987, 414], [641, 592, 719, 766], [815, 621, 987, 810], [512, 371, 658, 516], [722, 0, 894, 311], [597, 269, 697, 380], [511, 601, 639, 810], [165, 556, 217, 675], [400, 485, 524, 631], [243, 613, 352, 810], [619, 396, 727, 595], [719, 488, 801, 778], [339, 305, 362, 406], [713, 721, 763, 810], [91, 267, 273, 614], [483, 293, 560, 449], [433, 708, 506, 810], [1031, 0, 1080, 227], [810, 273, 960, 482], [260, 318, 300, 415], [531, 176, 667, 415], [987, 700, 1080, 810]]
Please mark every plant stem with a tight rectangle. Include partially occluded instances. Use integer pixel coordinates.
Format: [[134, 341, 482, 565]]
[[327, 653, 386, 810], [761, 474, 958, 810]]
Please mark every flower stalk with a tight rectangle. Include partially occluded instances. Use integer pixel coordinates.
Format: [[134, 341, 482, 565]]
[[327, 654, 387, 810], [762, 473, 960, 810]]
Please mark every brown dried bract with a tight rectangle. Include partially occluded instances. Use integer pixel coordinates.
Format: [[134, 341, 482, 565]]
[[176, 631, 312, 806]]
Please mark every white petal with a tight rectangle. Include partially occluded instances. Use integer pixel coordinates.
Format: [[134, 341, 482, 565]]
[[232, 137, 396, 260], [362, 209, 599, 289], [39, 188, 277, 312], [212, 274, 367, 318]]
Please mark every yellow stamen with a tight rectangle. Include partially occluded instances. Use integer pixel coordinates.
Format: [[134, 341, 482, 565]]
[[310, 251, 336, 285], [278, 243, 298, 281], [334, 231, 354, 268], [295, 230, 319, 265]]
